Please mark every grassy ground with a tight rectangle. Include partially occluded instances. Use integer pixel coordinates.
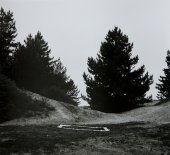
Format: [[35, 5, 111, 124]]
[[0, 122, 169, 155], [0, 73, 55, 123]]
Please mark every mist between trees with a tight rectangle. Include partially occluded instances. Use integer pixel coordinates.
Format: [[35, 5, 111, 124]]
[[0, 8, 169, 116]]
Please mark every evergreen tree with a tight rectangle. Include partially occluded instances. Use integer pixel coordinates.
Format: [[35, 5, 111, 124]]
[[13, 32, 79, 105], [44, 59, 79, 105], [156, 50, 170, 100], [83, 27, 153, 113], [0, 8, 17, 77], [54, 60, 79, 104], [13, 32, 55, 91], [67, 79, 79, 105]]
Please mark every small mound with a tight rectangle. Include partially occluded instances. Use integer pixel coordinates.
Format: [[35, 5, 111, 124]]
[[1, 91, 170, 126], [0, 74, 54, 123]]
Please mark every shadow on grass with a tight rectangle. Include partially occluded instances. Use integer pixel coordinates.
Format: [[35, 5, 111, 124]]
[[0, 123, 169, 155]]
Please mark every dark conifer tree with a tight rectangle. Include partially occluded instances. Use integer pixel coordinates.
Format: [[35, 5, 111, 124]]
[[13, 32, 79, 105], [0, 8, 17, 77], [13, 32, 54, 91], [67, 79, 79, 105], [156, 50, 170, 100], [54, 60, 79, 104], [83, 27, 153, 113], [45, 59, 79, 105]]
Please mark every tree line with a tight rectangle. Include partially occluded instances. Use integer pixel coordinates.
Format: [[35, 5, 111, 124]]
[[0, 8, 169, 115], [0, 8, 79, 106]]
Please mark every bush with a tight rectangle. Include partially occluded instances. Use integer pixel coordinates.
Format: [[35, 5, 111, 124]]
[[0, 73, 54, 123]]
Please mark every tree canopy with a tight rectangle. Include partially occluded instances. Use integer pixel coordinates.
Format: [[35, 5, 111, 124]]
[[83, 27, 153, 113], [13, 32, 55, 91], [0, 7, 17, 77], [156, 50, 170, 100], [13, 32, 79, 105]]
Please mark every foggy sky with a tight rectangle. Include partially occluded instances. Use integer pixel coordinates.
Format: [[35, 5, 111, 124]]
[[1, 0, 170, 105]]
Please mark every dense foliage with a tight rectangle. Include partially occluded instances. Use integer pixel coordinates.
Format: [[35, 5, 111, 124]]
[[13, 32, 79, 105], [83, 27, 153, 113], [0, 8, 17, 78], [156, 50, 170, 100], [0, 6, 79, 118], [13, 32, 55, 91], [41, 58, 79, 105]]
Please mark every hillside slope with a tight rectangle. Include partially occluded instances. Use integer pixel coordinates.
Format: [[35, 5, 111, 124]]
[[1, 91, 170, 126]]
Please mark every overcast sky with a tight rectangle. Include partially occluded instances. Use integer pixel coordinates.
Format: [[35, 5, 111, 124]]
[[1, 0, 170, 105]]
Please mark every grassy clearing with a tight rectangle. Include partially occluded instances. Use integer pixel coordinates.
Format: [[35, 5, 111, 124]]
[[0, 125, 108, 155], [0, 123, 169, 155]]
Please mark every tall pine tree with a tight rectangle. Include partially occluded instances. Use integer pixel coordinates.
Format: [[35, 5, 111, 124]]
[[156, 50, 170, 100], [83, 27, 153, 113], [13, 32, 79, 105], [0, 8, 17, 77], [13, 32, 54, 91]]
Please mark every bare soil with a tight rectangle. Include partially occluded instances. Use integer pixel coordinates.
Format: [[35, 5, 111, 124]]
[[0, 122, 169, 155]]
